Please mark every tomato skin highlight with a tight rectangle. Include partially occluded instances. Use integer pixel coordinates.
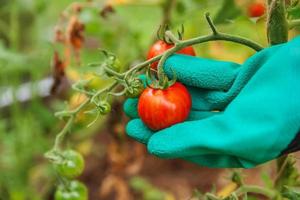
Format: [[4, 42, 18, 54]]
[[147, 40, 196, 69], [138, 82, 192, 131], [248, 2, 265, 18]]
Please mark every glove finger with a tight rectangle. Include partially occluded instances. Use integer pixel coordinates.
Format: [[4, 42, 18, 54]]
[[164, 54, 240, 91], [187, 110, 221, 121], [123, 98, 139, 118], [126, 110, 220, 145], [146, 114, 257, 163], [184, 155, 246, 168], [126, 119, 154, 144]]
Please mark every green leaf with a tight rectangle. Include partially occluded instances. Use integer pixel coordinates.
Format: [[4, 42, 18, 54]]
[[213, 0, 242, 24], [282, 186, 300, 200], [287, 5, 300, 19]]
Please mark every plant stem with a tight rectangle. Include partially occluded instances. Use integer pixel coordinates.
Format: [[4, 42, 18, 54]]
[[53, 116, 75, 151], [9, 0, 19, 51], [289, 19, 300, 29], [235, 185, 276, 199], [267, 0, 288, 45], [161, 0, 176, 26], [204, 193, 222, 200], [46, 81, 118, 159]]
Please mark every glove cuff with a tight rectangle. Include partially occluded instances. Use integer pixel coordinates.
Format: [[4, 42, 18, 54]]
[[281, 130, 300, 155]]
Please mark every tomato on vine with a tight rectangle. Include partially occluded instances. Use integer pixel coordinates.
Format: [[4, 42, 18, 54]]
[[138, 82, 191, 130], [55, 181, 88, 200], [55, 150, 84, 179], [248, 2, 265, 18], [147, 40, 196, 70]]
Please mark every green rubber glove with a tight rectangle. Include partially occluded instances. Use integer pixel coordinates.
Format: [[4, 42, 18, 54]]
[[124, 36, 300, 168]]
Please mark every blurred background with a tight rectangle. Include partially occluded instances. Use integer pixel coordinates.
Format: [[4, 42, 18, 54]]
[[0, 0, 299, 199]]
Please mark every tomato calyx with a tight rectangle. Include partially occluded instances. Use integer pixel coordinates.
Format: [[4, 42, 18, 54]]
[[145, 66, 177, 90], [125, 77, 144, 98], [99, 50, 121, 77], [156, 24, 184, 45]]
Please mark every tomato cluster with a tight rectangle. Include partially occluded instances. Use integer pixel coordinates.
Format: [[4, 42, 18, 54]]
[[54, 150, 86, 200], [136, 39, 195, 131]]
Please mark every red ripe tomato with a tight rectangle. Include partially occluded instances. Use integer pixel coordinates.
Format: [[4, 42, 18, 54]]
[[248, 2, 265, 18], [138, 82, 192, 131], [147, 40, 196, 70]]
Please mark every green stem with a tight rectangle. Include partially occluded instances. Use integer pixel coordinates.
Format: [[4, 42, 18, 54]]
[[205, 193, 222, 200], [90, 81, 118, 103], [53, 116, 75, 150], [123, 55, 161, 77], [9, 0, 19, 51], [235, 185, 276, 199], [289, 19, 300, 29], [267, 0, 288, 45], [103, 65, 123, 78], [45, 81, 118, 160], [161, 0, 176, 26]]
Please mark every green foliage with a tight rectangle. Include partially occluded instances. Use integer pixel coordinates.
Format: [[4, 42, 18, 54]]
[[129, 176, 169, 200], [213, 0, 241, 25]]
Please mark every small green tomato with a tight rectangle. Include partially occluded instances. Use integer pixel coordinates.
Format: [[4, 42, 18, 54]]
[[55, 150, 84, 179], [54, 181, 88, 200]]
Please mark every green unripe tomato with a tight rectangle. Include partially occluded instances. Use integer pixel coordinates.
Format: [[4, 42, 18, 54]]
[[55, 181, 88, 200], [55, 150, 84, 179], [99, 101, 111, 115]]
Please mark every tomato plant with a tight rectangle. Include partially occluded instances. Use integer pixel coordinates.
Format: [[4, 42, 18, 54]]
[[248, 2, 266, 18], [147, 40, 196, 70], [55, 150, 85, 179], [55, 181, 88, 200], [137, 82, 192, 131]]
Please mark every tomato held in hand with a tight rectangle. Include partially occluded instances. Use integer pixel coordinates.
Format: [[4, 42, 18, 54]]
[[248, 2, 265, 18], [55, 181, 87, 200], [147, 40, 196, 70], [55, 150, 85, 179], [138, 82, 192, 131]]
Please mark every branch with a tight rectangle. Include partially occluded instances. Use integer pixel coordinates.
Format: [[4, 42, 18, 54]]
[[205, 13, 218, 35], [153, 13, 263, 82], [45, 81, 118, 160], [289, 19, 300, 29]]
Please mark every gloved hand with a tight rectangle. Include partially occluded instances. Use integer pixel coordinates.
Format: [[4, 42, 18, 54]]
[[124, 36, 300, 168]]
